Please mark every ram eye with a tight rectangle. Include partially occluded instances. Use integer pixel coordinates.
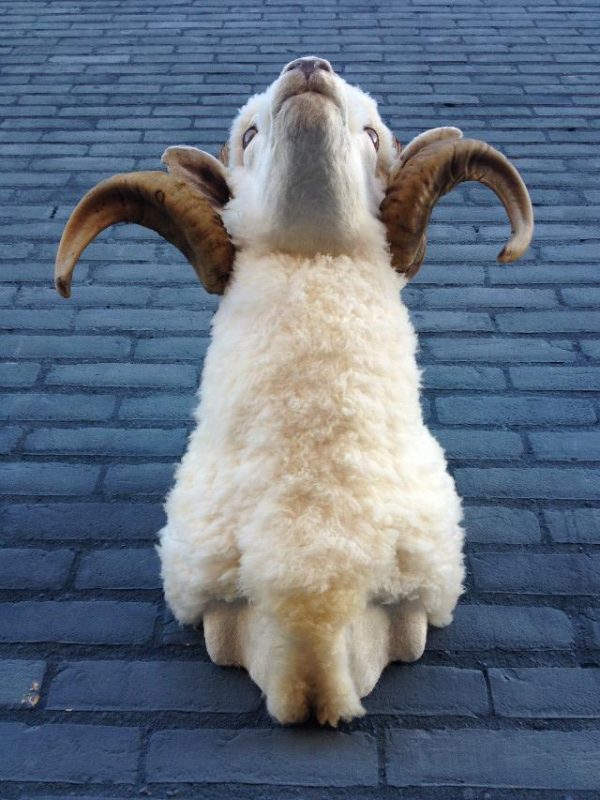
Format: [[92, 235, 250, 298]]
[[365, 127, 379, 151], [242, 125, 258, 149]]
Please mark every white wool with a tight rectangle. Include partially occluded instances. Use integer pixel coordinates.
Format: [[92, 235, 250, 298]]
[[159, 245, 464, 628], [157, 58, 465, 723]]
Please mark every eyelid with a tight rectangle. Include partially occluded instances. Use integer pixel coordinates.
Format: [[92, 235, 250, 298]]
[[364, 126, 379, 151], [242, 125, 258, 149]]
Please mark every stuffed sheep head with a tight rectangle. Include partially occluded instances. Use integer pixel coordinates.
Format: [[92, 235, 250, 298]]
[[55, 56, 533, 297]]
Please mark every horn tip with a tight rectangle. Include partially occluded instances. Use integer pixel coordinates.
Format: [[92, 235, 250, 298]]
[[55, 275, 72, 298], [497, 231, 533, 264]]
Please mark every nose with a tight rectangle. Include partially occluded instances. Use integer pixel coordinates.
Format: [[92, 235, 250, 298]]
[[285, 57, 333, 80]]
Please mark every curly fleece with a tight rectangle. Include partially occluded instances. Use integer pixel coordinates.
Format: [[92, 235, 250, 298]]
[[158, 62, 465, 724]]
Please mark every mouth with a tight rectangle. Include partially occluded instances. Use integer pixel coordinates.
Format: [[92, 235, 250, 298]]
[[282, 87, 334, 107], [272, 71, 341, 117]]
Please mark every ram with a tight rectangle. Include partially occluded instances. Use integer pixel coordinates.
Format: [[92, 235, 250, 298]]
[[56, 56, 533, 726]]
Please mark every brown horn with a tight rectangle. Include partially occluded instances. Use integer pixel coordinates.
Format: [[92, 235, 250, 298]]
[[380, 138, 534, 279], [55, 171, 235, 298]]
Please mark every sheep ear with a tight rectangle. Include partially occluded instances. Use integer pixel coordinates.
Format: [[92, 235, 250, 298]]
[[397, 127, 462, 170], [218, 142, 229, 166], [161, 145, 232, 208]]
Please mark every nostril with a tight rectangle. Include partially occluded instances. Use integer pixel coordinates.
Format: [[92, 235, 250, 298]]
[[300, 61, 317, 79], [285, 58, 333, 78]]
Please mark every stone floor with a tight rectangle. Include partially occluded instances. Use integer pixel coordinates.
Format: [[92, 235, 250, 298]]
[[0, 0, 599, 797]]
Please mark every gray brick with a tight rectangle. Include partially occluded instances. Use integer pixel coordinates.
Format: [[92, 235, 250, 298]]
[[365, 665, 488, 716], [421, 365, 505, 390], [427, 605, 573, 651], [147, 729, 378, 785], [437, 395, 595, 425], [119, 393, 196, 420], [0, 601, 156, 644], [0, 334, 130, 359], [489, 264, 599, 284], [3, 220, 63, 239], [76, 548, 160, 589], [160, 609, 206, 646], [529, 431, 600, 460], [45, 362, 198, 388], [0, 170, 72, 183], [489, 668, 600, 718], [1, 502, 164, 541], [386, 729, 600, 789], [542, 244, 600, 262], [581, 340, 600, 359], [0, 286, 17, 305], [583, 608, 600, 649], [24, 427, 187, 456], [75, 308, 214, 331], [434, 244, 524, 264], [0, 310, 74, 329], [427, 337, 576, 362], [92, 261, 193, 284], [562, 287, 600, 306], [0, 261, 84, 285], [0, 549, 74, 590], [104, 463, 176, 496], [0, 661, 45, 709], [409, 265, 485, 285], [510, 366, 600, 391], [472, 553, 600, 595], [0, 393, 115, 420], [422, 287, 558, 308], [410, 310, 493, 332], [464, 506, 540, 544], [148, 287, 217, 307], [433, 428, 523, 459], [497, 310, 600, 333], [0, 723, 139, 784], [31, 155, 136, 170], [48, 660, 261, 712], [0, 463, 99, 496], [544, 508, 600, 543], [43, 131, 141, 144], [17, 285, 153, 307], [134, 336, 210, 360], [0, 362, 40, 387], [456, 467, 600, 500], [97, 116, 191, 130], [0, 426, 20, 454]]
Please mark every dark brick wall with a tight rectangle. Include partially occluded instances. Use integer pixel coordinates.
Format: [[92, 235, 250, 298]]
[[1, 0, 599, 796]]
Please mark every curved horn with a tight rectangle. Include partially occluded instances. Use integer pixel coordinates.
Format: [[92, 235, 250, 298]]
[[55, 171, 235, 298], [380, 137, 534, 279]]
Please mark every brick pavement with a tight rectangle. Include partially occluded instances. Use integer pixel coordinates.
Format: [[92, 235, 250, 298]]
[[1, 0, 599, 796]]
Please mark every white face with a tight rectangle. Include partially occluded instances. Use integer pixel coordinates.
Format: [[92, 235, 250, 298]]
[[222, 57, 398, 257]]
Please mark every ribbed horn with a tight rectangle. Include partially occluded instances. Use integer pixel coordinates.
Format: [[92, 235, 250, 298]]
[[55, 171, 235, 298], [380, 138, 534, 279]]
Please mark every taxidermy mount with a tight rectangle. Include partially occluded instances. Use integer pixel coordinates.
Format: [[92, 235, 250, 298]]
[[55, 56, 533, 725]]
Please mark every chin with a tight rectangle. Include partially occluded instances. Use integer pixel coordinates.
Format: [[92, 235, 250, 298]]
[[276, 92, 343, 138]]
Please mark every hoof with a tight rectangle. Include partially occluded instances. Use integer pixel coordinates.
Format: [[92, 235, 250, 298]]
[[203, 600, 246, 665], [390, 600, 428, 662], [315, 691, 366, 727], [267, 678, 311, 726]]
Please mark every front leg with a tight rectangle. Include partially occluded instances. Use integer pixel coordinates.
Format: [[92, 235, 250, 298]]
[[202, 599, 429, 722]]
